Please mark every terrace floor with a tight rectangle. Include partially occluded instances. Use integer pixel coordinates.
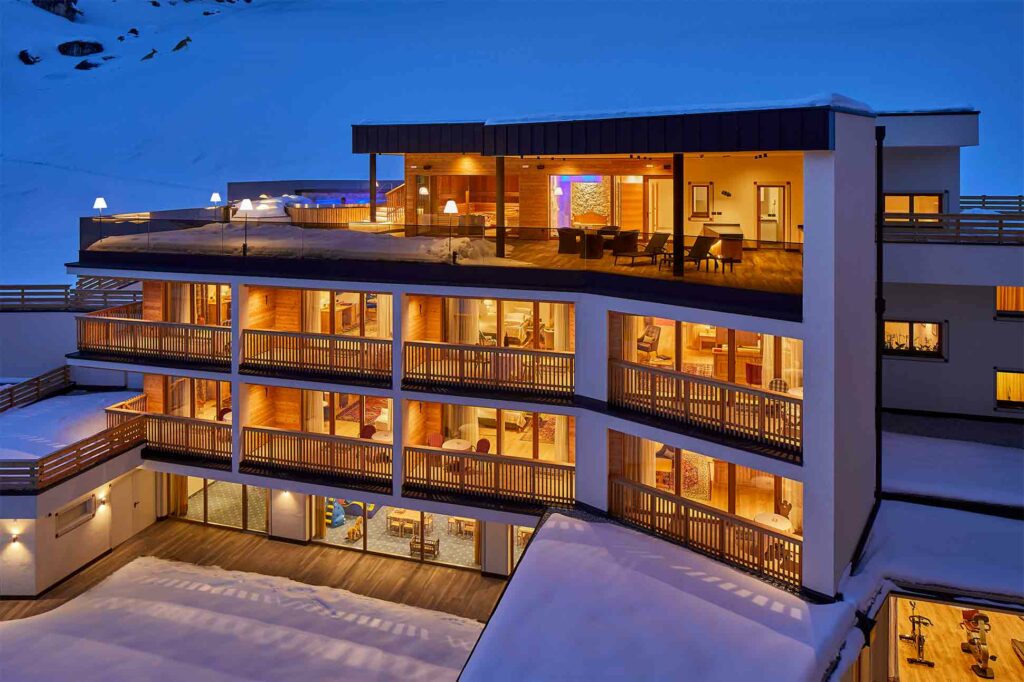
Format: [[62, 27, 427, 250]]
[[503, 240, 803, 295], [0, 518, 506, 623]]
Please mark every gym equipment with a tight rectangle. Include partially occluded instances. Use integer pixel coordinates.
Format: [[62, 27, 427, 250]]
[[960, 609, 998, 679], [899, 601, 935, 667]]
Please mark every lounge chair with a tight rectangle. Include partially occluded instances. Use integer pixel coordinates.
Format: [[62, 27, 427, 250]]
[[681, 236, 718, 271], [614, 232, 670, 266], [611, 230, 639, 255]]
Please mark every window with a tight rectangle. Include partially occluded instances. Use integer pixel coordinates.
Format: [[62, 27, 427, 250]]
[[996, 286, 1024, 319], [884, 193, 943, 222], [883, 321, 943, 358], [996, 370, 1024, 410], [56, 495, 96, 536], [690, 183, 711, 218]]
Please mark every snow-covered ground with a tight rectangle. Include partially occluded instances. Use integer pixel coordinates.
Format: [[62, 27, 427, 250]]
[[463, 512, 856, 682], [882, 431, 1024, 508], [0, 556, 482, 681], [0, 389, 136, 459]]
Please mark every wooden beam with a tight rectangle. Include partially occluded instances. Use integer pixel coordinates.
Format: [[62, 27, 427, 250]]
[[495, 156, 506, 257], [369, 153, 377, 223], [672, 153, 684, 276]]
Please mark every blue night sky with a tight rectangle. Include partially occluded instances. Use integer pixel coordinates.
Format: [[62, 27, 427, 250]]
[[361, 0, 1022, 192]]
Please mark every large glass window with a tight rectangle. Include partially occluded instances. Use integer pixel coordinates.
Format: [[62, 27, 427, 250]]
[[883, 321, 943, 358], [884, 193, 943, 221], [550, 175, 611, 229], [169, 475, 267, 533], [442, 297, 574, 352], [996, 370, 1024, 410], [996, 286, 1024, 319], [163, 376, 231, 421]]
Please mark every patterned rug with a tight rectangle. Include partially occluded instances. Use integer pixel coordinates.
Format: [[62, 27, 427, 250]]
[[520, 416, 556, 444], [336, 398, 386, 424]]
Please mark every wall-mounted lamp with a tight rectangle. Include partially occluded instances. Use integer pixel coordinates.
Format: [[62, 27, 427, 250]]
[[721, 190, 732, 198], [10, 533, 19, 544], [536, 164, 545, 170], [98, 497, 107, 506], [423, 165, 432, 170]]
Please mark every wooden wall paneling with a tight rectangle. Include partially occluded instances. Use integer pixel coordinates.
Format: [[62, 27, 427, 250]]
[[246, 384, 275, 428], [143, 374, 166, 414], [142, 281, 165, 321], [607, 312, 623, 362], [270, 386, 301, 430], [618, 181, 643, 230], [246, 286, 275, 330], [517, 173, 550, 230], [273, 288, 302, 332], [607, 429, 624, 480]]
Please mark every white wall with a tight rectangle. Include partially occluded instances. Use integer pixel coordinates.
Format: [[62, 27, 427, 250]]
[[885, 243, 1024, 287], [802, 112, 877, 596], [883, 147, 961, 211], [876, 113, 979, 149], [0, 312, 77, 378], [884, 283, 1024, 417], [269, 489, 309, 541]]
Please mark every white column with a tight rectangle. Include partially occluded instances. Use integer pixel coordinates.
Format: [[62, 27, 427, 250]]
[[269, 489, 309, 542], [801, 112, 876, 596], [481, 522, 511, 577], [391, 293, 404, 496], [572, 295, 608, 402], [574, 410, 608, 511], [230, 283, 246, 473]]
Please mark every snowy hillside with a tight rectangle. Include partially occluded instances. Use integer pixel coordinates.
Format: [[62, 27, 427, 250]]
[[2, 0, 415, 283]]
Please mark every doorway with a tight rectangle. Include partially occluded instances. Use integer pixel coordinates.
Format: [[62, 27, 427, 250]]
[[647, 178, 674, 234], [757, 185, 787, 247]]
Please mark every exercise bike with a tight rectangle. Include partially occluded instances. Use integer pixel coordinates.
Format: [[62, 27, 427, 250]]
[[961, 609, 998, 679], [900, 601, 935, 668]]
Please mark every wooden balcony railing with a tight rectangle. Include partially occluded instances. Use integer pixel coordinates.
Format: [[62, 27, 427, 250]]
[[882, 212, 1024, 245], [384, 184, 406, 223], [286, 204, 371, 224], [77, 310, 231, 368], [403, 446, 575, 508], [0, 416, 146, 492], [242, 329, 392, 383], [242, 426, 392, 486], [0, 285, 141, 311], [404, 342, 574, 398], [105, 393, 149, 427], [145, 413, 232, 467], [0, 366, 72, 415], [609, 477, 802, 590], [960, 195, 1024, 213], [609, 360, 802, 460]]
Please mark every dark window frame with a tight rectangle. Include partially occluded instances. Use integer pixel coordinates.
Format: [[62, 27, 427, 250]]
[[995, 369, 1024, 411], [883, 320, 944, 359], [883, 192, 944, 220]]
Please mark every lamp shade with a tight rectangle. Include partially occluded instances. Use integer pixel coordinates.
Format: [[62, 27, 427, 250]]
[[418, 186, 429, 196], [92, 197, 107, 210], [210, 192, 222, 203], [443, 199, 458, 215], [239, 198, 254, 211], [553, 186, 564, 197]]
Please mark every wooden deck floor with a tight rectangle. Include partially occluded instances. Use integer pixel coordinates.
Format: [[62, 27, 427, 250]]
[[506, 239, 803, 295], [0, 519, 506, 623]]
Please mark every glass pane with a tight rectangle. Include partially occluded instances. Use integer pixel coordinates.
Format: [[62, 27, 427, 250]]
[[884, 195, 910, 215], [734, 465, 776, 525], [678, 449, 715, 504], [536, 302, 574, 352], [692, 185, 709, 215], [184, 476, 205, 522], [996, 371, 1024, 408], [780, 479, 803, 537], [245, 486, 268, 533], [367, 506, 421, 558], [334, 292, 361, 334], [734, 331, 765, 388], [476, 407, 498, 454], [996, 286, 1024, 314], [512, 524, 535, 568], [320, 497, 366, 549], [365, 397, 392, 441], [912, 323, 941, 354], [883, 321, 911, 352], [537, 413, 573, 463], [206, 480, 243, 529], [680, 322, 717, 378], [428, 514, 480, 568], [365, 293, 393, 339], [913, 195, 941, 214], [333, 393, 361, 437], [478, 299, 499, 346], [502, 410, 533, 458], [166, 376, 192, 417], [502, 301, 533, 348]]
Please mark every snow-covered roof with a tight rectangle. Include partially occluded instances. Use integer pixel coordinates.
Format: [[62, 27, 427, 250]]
[[358, 93, 874, 127], [0, 390, 138, 460], [876, 107, 978, 116], [462, 512, 856, 682]]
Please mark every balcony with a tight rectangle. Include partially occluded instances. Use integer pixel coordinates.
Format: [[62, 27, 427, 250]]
[[241, 426, 392, 492], [241, 329, 392, 385], [883, 212, 1024, 245], [76, 303, 231, 370], [143, 413, 233, 470], [609, 359, 802, 462], [403, 446, 574, 511], [609, 477, 802, 590], [403, 342, 574, 400]]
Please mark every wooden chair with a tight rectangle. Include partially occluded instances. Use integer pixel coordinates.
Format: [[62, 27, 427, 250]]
[[475, 438, 491, 454], [768, 377, 789, 393], [557, 228, 582, 254], [387, 515, 403, 536], [427, 432, 444, 448], [611, 230, 639, 255], [614, 232, 669, 266], [410, 537, 440, 559], [360, 424, 376, 440]]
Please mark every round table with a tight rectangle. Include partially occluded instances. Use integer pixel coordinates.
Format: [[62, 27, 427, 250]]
[[442, 438, 472, 451], [754, 512, 793, 533], [371, 431, 392, 443]]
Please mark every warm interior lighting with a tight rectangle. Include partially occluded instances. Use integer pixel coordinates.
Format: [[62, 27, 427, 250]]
[[443, 200, 458, 215], [10, 533, 18, 543], [258, 194, 270, 199], [553, 186, 564, 196], [92, 197, 107, 210], [418, 186, 429, 196], [98, 497, 107, 506], [239, 199, 254, 211], [210, 192, 222, 204]]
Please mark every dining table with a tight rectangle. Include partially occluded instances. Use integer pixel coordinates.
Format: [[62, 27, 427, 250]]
[[442, 438, 473, 451], [754, 512, 793, 534], [371, 430, 392, 443]]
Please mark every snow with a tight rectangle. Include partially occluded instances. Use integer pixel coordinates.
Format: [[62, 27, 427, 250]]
[[484, 93, 874, 125], [88, 221, 534, 265], [0, 389, 137, 459], [462, 512, 855, 682], [0, 556, 482, 682], [882, 431, 1024, 508]]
